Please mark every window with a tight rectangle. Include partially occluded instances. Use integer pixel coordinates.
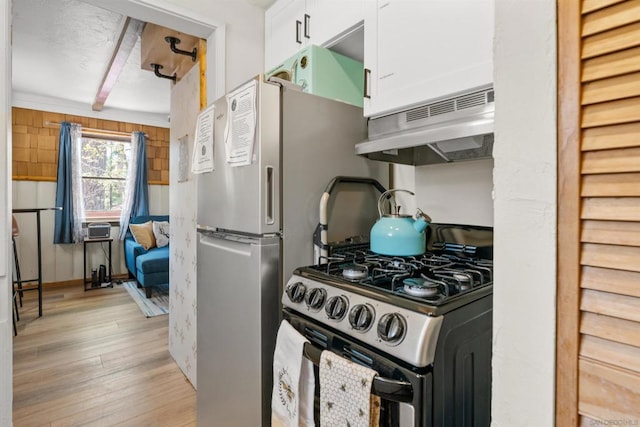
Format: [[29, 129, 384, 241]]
[[81, 137, 130, 220]]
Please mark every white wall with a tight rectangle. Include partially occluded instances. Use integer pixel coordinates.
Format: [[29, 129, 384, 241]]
[[492, 0, 557, 426], [391, 164, 417, 213], [11, 181, 169, 283], [414, 159, 494, 227], [168, 59, 200, 387], [0, 1, 12, 424], [393, 160, 492, 227], [11, 92, 169, 128]]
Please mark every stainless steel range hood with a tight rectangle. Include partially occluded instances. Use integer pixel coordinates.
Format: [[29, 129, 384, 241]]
[[356, 88, 494, 166]]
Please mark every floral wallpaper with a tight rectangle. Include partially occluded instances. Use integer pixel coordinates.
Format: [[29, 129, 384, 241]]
[[168, 64, 200, 387]]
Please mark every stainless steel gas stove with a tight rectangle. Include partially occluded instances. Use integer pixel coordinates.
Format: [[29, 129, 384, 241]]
[[281, 224, 493, 427]]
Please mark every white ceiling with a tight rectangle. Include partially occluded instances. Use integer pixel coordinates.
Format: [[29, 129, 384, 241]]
[[12, 0, 172, 120], [11, 0, 276, 124]]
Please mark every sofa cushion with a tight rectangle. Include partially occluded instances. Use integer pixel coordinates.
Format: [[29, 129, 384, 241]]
[[129, 221, 156, 250], [125, 215, 170, 240], [153, 221, 170, 248], [136, 246, 170, 274]]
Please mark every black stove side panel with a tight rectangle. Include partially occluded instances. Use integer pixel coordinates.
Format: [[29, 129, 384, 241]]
[[431, 293, 492, 427]]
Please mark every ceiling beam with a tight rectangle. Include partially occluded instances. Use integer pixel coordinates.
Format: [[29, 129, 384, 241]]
[[92, 17, 145, 111]]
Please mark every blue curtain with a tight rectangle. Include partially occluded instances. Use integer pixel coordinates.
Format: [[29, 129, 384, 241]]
[[130, 131, 149, 217], [53, 122, 73, 244], [119, 132, 149, 239]]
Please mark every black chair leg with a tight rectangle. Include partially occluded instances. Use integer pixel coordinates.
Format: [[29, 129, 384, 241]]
[[12, 236, 23, 307], [12, 284, 18, 336], [13, 286, 19, 322], [12, 235, 21, 336], [13, 293, 20, 337]]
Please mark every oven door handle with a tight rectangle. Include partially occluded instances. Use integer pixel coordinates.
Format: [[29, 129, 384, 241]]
[[302, 342, 414, 403]]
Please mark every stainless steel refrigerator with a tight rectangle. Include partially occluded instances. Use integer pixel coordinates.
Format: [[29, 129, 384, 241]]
[[196, 75, 386, 426]]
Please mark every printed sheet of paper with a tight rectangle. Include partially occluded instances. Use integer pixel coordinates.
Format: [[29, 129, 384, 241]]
[[191, 103, 215, 174], [224, 79, 257, 167], [178, 134, 190, 182]]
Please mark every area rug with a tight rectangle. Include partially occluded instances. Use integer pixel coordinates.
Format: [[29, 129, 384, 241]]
[[123, 281, 169, 317]]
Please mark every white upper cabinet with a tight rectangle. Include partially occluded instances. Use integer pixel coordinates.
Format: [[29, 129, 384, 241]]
[[265, 0, 372, 71], [364, 0, 494, 117], [305, 1, 368, 47], [265, 0, 308, 71]]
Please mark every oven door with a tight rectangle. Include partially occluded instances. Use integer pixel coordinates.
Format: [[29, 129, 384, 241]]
[[283, 309, 434, 427]]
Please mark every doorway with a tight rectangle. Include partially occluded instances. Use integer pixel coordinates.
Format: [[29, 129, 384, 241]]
[[1, 0, 224, 422]]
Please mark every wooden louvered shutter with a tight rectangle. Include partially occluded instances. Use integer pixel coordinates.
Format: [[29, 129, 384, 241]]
[[558, 0, 640, 425]]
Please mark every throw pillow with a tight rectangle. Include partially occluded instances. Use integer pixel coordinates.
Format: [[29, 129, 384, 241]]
[[153, 221, 170, 248], [129, 221, 156, 250]]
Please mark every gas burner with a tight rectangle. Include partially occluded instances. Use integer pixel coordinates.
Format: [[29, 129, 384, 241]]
[[452, 273, 472, 291], [342, 264, 368, 281], [402, 277, 442, 298], [306, 249, 493, 307]]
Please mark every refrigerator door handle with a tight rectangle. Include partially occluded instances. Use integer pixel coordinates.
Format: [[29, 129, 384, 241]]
[[265, 165, 275, 225]]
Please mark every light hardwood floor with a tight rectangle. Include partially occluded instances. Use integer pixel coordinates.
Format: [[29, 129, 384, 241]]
[[12, 283, 196, 427]]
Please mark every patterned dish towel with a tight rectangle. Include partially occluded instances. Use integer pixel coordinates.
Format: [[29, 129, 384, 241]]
[[271, 320, 315, 427], [319, 350, 381, 427]]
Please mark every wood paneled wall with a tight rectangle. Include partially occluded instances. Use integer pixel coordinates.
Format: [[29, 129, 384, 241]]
[[558, 0, 640, 425], [11, 107, 170, 184]]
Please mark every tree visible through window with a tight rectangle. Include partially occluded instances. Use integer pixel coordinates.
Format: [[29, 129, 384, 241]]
[[81, 137, 130, 219]]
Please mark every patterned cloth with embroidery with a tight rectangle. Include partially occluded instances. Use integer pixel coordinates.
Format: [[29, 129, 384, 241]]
[[319, 350, 381, 427], [271, 320, 315, 427]]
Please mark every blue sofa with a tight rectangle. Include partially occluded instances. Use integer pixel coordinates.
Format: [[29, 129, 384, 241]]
[[124, 215, 169, 298]]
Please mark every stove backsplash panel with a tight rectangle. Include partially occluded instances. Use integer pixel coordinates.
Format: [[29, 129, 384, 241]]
[[411, 159, 494, 227]]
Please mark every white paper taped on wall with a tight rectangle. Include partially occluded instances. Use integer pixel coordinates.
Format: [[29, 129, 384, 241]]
[[191, 103, 215, 174], [224, 79, 257, 167], [178, 134, 190, 182]]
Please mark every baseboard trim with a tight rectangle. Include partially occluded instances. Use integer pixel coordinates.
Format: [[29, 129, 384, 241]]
[[43, 274, 129, 288]]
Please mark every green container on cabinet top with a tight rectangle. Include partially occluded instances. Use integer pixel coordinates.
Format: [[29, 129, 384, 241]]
[[266, 45, 364, 108]]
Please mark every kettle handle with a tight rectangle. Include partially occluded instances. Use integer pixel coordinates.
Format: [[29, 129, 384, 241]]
[[378, 189, 415, 217]]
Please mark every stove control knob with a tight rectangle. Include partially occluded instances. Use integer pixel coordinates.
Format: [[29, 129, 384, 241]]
[[286, 282, 306, 303], [348, 304, 376, 331], [325, 296, 349, 320], [377, 313, 407, 345], [304, 288, 326, 311]]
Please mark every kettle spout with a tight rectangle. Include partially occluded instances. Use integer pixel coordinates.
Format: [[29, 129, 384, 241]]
[[413, 209, 431, 233], [413, 218, 429, 233]]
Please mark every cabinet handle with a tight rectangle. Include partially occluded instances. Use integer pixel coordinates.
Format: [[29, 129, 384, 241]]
[[364, 68, 371, 99], [304, 14, 310, 39], [296, 20, 302, 44]]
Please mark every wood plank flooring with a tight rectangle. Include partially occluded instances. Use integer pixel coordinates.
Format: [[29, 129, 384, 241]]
[[12, 283, 196, 427]]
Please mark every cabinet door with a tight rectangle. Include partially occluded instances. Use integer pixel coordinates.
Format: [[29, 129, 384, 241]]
[[365, 0, 494, 117], [265, 0, 307, 70], [306, 0, 369, 47], [362, 0, 378, 113]]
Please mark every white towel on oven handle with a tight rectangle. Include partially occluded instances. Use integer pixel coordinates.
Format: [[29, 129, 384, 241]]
[[271, 320, 315, 427]]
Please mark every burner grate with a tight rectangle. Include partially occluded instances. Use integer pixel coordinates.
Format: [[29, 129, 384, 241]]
[[311, 250, 493, 306]]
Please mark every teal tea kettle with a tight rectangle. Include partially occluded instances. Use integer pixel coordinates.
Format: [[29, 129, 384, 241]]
[[370, 189, 432, 256]]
